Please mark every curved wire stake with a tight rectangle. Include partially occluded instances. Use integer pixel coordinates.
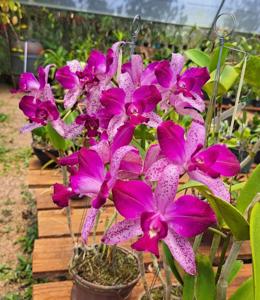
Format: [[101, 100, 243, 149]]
[[129, 14, 141, 56], [228, 54, 248, 136], [205, 13, 236, 143]]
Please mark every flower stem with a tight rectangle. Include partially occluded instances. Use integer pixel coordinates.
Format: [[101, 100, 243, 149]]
[[209, 233, 221, 264], [137, 252, 152, 300], [216, 240, 242, 300], [162, 249, 172, 300], [215, 234, 231, 283], [193, 233, 203, 252]]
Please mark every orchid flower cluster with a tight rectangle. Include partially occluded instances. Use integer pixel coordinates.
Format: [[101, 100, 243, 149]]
[[18, 41, 240, 275]]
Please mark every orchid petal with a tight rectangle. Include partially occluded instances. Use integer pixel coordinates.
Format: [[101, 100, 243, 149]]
[[185, 121, 205, 160], [145, 157, 170, 182], [100, 88, 126, 115], [64, 88, 81, 109], [143, 144, 161, 174], [90, 139, 111, 164], [111, 123, 135, 154], [144, 112, 162, 128], [131, 54, 143, 85], [155, 164, 180, 213], [189, 170, 230, 201], [52, 183, 74, 208], [67, 60, 82, 73], [106, 41, 124, 78], [102, 218, 142, 245], [19, 96, 37, 119], [51, 119, 84, 139], [118, 72, 135, 103], [141, 61, 159, 85], [164, 229, 196, 275], [86, 50, 106, 75], [155, 60, 173, 88], [112, 180, 154, 219], [55, 65, 79, 89], [81, 207, 99, 243], [171, 53, 185, 74], [166, 195, 216, 237], [58, 152, 79, 166], [19, 72, 40, 91], [158, 121, 186, 165], [20, 122, 41, 133]]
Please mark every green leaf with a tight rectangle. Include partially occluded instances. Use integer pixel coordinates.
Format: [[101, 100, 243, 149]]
[[236, 164, 260, 214], [227, 260, 243, 284], [46, 123, 66, 151], [244, 55, 260, 93], [162, 242, 183, 285], [185, 49, 210, 67], [204, 65, 239, 97], [209, 46, 229, 72], [229, 277, 253, 300], [195, 254, 215, 300], [250, 201, 260, 299], [202, 192, 250, 240], [177, 180, 206, 193], [182, 274, 195, 300]]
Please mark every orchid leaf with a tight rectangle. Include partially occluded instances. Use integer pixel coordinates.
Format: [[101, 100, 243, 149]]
[[162, 242, 184, 285], [227, 260, 243, 284], [204, 65, 239, 97], [229, 277, 253, 300], [195, 254, 215, 300], [202, 191, 249, 240], [250, 201, 260, 299], [236, 164, 260, 214], [182, 274, 195, 300], [244, 55, 260, 93], [184, 49, 210, 67], [46, 123, 66, 151], [209, 46, 229, 72], [177, 180, 206, 193]]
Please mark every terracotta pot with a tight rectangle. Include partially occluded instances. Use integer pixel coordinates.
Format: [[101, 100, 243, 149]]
[[70, 247, 140, 300], [138, 284, 182, 300]]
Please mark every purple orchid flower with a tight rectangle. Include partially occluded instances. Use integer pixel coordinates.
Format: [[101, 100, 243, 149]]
[[102, 165, 216, 275], [145, 121, 240, 201], [19, 65, 54, 102], [100, 84, 162, 148], [19, 95, 59, 132], [68, 145, 142, 242], [152, 54, 210, 122], [55, 42, 124, 110]]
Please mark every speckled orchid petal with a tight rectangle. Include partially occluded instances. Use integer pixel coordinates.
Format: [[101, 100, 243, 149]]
[[170, 53, 185, 74], [165, 195, 216, 237], [107, 114, 126, 141], [55, 65, 79, 90], [109, 146, 142, 184], [172, 92, 205, 114], [64, 87, 82, 109], [81, 207, 99, 243], [144, 112, 162, 128], [174, 100, 205, 124], [106, 41, 124, 78], [145, 157, 170, 182], [66, 60, 82, 73], [143, 144, 161, 174], [163, 229, 196, 275], [154, 164, 180, 213], [131, 54, 143, 85], [51, 119, 84, 139], [38, 64, 53, 89], [70, 149, 105, 196], [100, 87, 126, 115], [20, 122, 41, 133], [102, 218, 142, 245], [185, 121, 205, 161], [90, 140, 111, 164], [189, 169, 230, 202], [118, 72, 135, 103], [158, 121, 186, 165], [112, 180, 154, 219], [86, 86, 103, 115]]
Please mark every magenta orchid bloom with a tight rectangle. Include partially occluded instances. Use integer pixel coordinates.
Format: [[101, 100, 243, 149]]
[[102, 165, 216, 275], [19, 65, 54, 102], [52, 183, 75, 208], [19, 95, 59, 132], [68, 145, 142, 242], [146, 121, 240, 201], [152, 54, 209, 122], [56, 42, 124, 110]]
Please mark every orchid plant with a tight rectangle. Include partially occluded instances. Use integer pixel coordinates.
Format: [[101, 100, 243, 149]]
[[18, 41, 260, 300]]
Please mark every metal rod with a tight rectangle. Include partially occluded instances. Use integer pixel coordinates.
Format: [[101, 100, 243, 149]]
[[207, 0, 226, 39], [130, 14, 141, 56], [24, 41, 28, 73]]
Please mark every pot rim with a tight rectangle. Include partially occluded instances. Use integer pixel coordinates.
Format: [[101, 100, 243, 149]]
[[70, 246, 141, 291], [137, 284, 182, 300]]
